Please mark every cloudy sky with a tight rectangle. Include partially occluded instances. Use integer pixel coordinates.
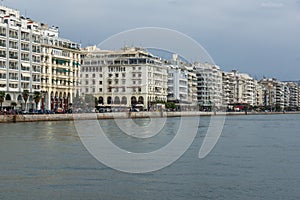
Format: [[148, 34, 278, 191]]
[[4, 0, 300, 80]]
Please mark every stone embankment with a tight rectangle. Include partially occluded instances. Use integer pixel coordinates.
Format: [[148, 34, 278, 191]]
[[0, 111, 299, 123]]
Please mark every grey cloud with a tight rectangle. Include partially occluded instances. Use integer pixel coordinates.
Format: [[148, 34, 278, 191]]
[[3, 0, 300, 80]]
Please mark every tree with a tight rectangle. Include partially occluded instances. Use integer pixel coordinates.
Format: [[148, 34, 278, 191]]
[[22, 90, 29, 111], [165, 101, 176, 110], [33, 91, 41, 110], [84, 94, 96, 110], [0, 91, 5, 111], [73, 93, 84, 110]]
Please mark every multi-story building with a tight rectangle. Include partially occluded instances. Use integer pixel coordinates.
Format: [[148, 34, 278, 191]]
[[259, 78, 288, 110], [286, 82, 299, 110], [166, 54, 188, 102], [165, 54, 197, 110], [186, 65, 198, 105], [0, 5, 41, 110], [80, 46, 168, 110], [40, 25, 81, 111], [254, 80, 263, 107], [0, 5, 81, 111], [222, 70, 257, 106], [195, 62, 222, 110]]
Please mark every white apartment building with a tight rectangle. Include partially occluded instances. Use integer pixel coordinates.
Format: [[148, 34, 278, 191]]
[[167, 64, 188, 102], [195, 62, 222, 110], [166, 54, 189, 102], [186, 66, 198, 104], [40, 25, 81, 111], [254, 80, 263, 107], [0, 6, 41, 110], [0, 5, 81, 111], [80, 46, 168, 110], [285, 82, 299, 110]]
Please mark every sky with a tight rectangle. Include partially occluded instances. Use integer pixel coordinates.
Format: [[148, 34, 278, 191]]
[[3, 0, 300, 81]]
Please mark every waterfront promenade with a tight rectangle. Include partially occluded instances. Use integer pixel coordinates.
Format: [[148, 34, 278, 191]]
[[1, 111, 299, 123]]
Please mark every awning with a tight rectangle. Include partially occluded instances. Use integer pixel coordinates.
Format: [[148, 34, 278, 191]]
[[22, 62, 30, 67], [22, 73, 31, 77]]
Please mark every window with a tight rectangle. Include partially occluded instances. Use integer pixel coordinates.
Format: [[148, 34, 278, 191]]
[[85, 74, 88, 78], [99, 81, 102, 85], [85, 80, 89, 85], [92, 74, 95, 78], [99, 88, 102, 92], [99, 74, 102, 78]]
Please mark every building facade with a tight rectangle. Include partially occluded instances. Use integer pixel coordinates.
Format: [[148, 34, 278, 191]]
[[0, 6, 41, 110], [195, 62, 223, 110], [165, 54, 197, 110], [0, 5, 81, 112], [40, 25, 81, 111], [222, 70, 259, 107], [80, 46, 168, 110]]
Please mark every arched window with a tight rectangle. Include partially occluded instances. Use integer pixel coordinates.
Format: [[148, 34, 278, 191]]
[[98, 97, 104, 104], [107, 96, 112, 104], [121, 96, 127, 105], [17, 95, 23, 101], [138, 96, 144, 104], [131, 96, 137, 106], [114, 96, 120, 104], [5, 94, 11, 101]]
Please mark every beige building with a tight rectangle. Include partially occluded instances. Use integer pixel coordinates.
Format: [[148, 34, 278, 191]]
[[80, 46, 168, 110], [222, 70, 257, 106], [40, 25, 81, 111]]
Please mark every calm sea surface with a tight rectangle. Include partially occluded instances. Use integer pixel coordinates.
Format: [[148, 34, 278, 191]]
[[1, 114, 300, 200]]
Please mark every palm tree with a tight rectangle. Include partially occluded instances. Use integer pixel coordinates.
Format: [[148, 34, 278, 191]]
[[0, 91, 5, 111], [22, 89, 29, 111], [33, 91, 41, 110]]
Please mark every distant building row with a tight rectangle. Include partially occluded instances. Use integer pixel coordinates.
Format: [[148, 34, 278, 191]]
[[1, 5, 299, 112], [80, 46, 300, 111]]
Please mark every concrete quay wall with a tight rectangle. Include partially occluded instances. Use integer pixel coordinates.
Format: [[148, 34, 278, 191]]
[[0, 111, 299, 123]]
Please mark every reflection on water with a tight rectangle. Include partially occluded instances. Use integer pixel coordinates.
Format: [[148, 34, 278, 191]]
[[0, 114, 300, 200]]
